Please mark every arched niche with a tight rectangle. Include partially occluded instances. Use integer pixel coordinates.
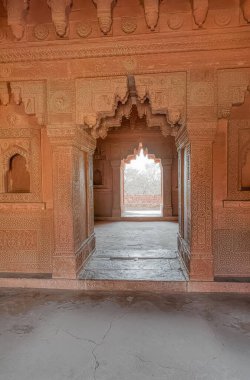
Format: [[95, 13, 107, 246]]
[[5, 153, 30, 193]]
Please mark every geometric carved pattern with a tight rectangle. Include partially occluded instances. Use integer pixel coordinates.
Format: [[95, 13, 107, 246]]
[[190, 141, 212, 253], [0, 210, 53, 273], [214, 208, 250, 276]]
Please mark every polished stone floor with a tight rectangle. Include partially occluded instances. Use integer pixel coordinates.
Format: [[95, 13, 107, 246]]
[[0, 289, 250, 380], [80, 221, 186, 281]]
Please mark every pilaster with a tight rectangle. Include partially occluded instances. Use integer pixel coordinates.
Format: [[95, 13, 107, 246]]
[[162, 158, 173, 217], [111, 160, 122, 217], [47, 124, 96, 279]]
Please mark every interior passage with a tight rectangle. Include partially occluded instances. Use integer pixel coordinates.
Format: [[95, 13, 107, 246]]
[[80, 221, 187, 281]]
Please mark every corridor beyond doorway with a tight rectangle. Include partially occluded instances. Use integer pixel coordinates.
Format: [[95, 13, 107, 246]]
[[80, 221, 187, 281]]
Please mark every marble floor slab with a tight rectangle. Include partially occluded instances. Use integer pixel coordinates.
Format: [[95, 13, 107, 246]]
[[1, 289, 250, 380], [81, 221, 187, 281]]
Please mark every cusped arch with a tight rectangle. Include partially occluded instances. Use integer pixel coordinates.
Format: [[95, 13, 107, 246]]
[[123, 142, 161, 165], [2, 146, 30, 173]]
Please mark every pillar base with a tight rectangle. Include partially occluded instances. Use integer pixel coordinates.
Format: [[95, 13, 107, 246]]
[[52, 234, 96, 279], [163, 206, 173, 217], [190, 255, 214, 281], [112, 208, 121, 217]]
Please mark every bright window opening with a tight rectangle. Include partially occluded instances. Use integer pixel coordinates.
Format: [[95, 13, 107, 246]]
[[122, 146, 163, 217]]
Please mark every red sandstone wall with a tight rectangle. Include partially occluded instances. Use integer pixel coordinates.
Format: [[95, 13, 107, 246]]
[[213, 96, 250, 278], [124, 194, 162, 210]]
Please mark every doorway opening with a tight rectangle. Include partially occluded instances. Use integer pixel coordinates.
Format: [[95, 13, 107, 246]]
[[80, 98, 187, 282], [121, 143, 163, 217]]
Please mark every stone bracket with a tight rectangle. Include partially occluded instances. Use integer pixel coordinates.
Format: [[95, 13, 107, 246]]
[[2, 0, 29, 40], [93, 0, 117, 34], [191, 0, 209, 27], [143, 0, 161, 31], [47, 0, 72, 37]]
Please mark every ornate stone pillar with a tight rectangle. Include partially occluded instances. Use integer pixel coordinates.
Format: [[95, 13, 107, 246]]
[[186, 69, 217, 281], [47, 125, 96, 279], [188, 124, 216, 281], [111, 160, 121, 217], [120, 161, 125, 216], [162, 158, 173, 217], [86, 153, 95, 237]]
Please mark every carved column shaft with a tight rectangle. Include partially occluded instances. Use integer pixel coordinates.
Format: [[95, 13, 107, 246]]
[[51, 144, 77, 278], [87, 153, 95, 238], [48, 125, 96, 279], [188, 129, 215, 281], [111, 160, 121, 217], [162, 158, 173, 217]]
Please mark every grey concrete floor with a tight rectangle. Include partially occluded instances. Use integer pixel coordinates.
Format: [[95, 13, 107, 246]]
[[0, 289, 250, 380], [81, 221, 186, 281]]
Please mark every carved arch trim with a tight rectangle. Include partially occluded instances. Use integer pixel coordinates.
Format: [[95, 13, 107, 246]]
[[123, 142, 161, 165], [2, 145, 30, 172], [76, 73, 187, 139]]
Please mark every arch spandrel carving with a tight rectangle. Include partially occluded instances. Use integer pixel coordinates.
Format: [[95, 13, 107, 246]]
[[9, 81, 46, 126], [77, 73, 187, 140], [76, 76, 129, 129], [134, 73, 187, 127], [218, 68, 250, 119]]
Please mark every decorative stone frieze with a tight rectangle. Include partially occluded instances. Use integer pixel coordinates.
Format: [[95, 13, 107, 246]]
[[2, 0, 29, 40], [142, 0, 160, 31], [47, 0, 72, 37], [191, 0, 209, 27], [93, 0, 116, 34], [47, 124, 96, 154]]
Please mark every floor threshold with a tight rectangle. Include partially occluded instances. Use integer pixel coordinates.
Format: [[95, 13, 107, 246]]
[[1, 278, 250, 294]]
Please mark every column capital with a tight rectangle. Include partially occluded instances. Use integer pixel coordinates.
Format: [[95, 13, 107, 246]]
[[110, 160, 121, 168], [47, 124, 96, 154], [187, 121, 217, 143], [161, 158, 173, 166]]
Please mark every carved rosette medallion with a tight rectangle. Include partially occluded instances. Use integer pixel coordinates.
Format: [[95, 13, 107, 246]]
[[50, 90, 70, 112], [167, 14, 184, 30], [76, 22, 92, 38], [0, 66, 12, 78], [214, 12, 232, 27], [121, 17, 137, 34], [33, 24, 50, 40]]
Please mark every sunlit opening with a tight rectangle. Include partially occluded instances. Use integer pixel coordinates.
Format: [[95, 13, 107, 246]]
[[122, 146, 163, 217]]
